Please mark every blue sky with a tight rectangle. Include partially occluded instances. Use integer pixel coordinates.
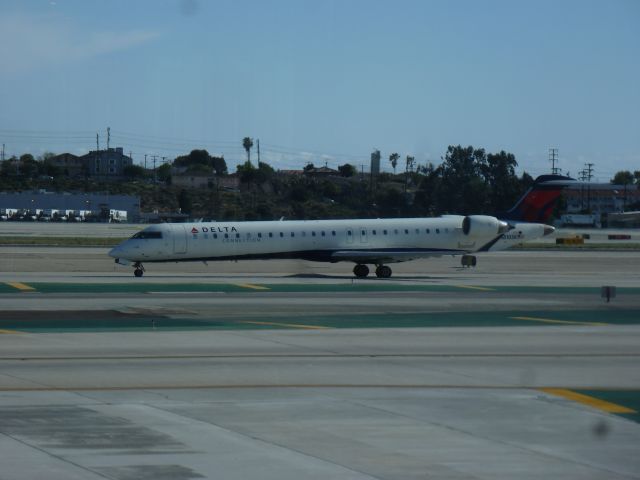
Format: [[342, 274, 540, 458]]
[[1, 0, 638, 180]]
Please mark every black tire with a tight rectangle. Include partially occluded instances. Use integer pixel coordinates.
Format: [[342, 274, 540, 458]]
[[134, 269, 144, 277], [376, 265, 392, 278], [353, 264, 370, 278]]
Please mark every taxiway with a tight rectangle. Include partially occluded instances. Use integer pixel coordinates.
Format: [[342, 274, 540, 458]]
[[0, 247, 639, 479]]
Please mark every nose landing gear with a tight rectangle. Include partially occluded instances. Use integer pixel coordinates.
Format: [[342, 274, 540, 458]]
[[133, 262, 145, 277], [461, 255, 477, 268]]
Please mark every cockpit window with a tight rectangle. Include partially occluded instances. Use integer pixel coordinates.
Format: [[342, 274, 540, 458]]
[[131, 231, 163, 239]]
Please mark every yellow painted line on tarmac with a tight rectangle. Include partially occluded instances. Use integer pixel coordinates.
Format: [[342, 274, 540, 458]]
[[6, 282, 36, 292], [541, 388, 637, 414], [0, 329, 21, 334], [235, 283, 270, 291], [240, 321, 330, 330], [510, 316, 608, 327], [455, 285, 495, 291]]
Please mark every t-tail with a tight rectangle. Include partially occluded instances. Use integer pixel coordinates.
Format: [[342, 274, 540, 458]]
[[486, 174, 576, 252], [500, 174, 576, 223]]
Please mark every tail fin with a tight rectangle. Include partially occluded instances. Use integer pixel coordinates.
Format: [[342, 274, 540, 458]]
[[501, 174, 576, 223]]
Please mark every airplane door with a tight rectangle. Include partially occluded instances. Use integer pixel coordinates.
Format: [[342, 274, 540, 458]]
[[360, 228, 368, 244], [346, 227, 354, 244], [173, 225, 187, 254]]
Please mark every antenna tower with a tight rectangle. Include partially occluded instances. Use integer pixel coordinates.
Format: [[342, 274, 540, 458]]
[[549, 148, 560, 174]]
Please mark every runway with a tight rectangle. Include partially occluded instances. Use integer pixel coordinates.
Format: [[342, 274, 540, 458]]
[[0, 248, 639, 479]]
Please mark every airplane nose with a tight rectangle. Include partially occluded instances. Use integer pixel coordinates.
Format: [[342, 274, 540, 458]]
[[543, 225, 555, 236], [108, 246, 122, 258]]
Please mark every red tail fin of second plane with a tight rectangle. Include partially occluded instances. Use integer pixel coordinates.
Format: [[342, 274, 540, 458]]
[[501, 175, 576, 223]]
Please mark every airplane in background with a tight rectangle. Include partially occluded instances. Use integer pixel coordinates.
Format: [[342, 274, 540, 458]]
[[489, 174, 577, 252], [109, 175, 575, 278]]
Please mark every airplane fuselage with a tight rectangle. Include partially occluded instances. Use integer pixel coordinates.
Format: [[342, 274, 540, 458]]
[[109, 215, 507, 267]]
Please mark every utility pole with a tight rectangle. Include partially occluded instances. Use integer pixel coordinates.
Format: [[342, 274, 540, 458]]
[[549, 148, 560, 175], [144, 154, 147, 170], [404, 155, 415, 193], [95, 133, 100, 177], [256, 139, 260, 164], [151, 155, 158, 182], [1, 143, 4, 162], [585, 162, 594, 212], [107, 127, 110, 150], [579, 168, 587, 210], [585, 163, 594, 182]]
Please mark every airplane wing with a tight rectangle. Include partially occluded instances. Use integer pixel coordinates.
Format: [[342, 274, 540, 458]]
[[330, 249, 458, 264]]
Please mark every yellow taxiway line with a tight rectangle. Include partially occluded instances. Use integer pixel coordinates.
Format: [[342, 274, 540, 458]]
[[541, 388, 637, 414], [235, 283, 270, 290], [0, 329, 21, 334], [240, 321, 330, 330], [6, 282, 36, 292], [510, 316, 608, 327], [455, 285, 495, 291]]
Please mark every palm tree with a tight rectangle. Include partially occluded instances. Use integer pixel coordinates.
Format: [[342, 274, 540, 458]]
[[242, 137, 254, 165], [389, 152, 399, 174]]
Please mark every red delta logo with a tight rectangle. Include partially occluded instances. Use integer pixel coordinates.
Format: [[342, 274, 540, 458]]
[[191, 227, 199, 234]]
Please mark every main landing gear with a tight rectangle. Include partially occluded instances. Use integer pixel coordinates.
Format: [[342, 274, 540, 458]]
[[461, 255, 477, 268], [133, 262, 145, 277], [353, 264, 393, 278]]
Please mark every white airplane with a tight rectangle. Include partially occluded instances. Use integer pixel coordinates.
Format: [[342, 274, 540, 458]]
[[109, 175, 573, 278]]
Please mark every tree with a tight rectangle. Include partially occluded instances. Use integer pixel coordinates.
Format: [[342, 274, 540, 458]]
[[375, 186, 405, 216], [303, 163, 315, 173], [178, 189, 192, 214], [157, 163, 172, 183], [174, 149, 227, 175], [39, 152, 56, 161], [435, 145, 489, 214], [237, 161, 256, 184], [612, 170, 634, 185], [413, 162, 441, 215], [122, 164, 146, 180], [338, 163, 356, 177], [255, 161, 275, 183], [484, 150, 520, 212], [242, 137, 253, 165], [611, 171, 636, 212], [211, 156, 227, 175], [19, 154, 38, 177], [41, 160, 61, 177], [404, 155, 415, 192], [389, 153, 399, 174]]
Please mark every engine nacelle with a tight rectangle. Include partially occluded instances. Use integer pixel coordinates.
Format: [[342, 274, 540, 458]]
[[462, 215, 510, 238]]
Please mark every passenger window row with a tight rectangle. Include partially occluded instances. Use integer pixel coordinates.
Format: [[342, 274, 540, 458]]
[[199, 227, 448, 239]]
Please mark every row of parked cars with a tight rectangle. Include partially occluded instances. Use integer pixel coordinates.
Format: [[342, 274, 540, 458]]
[[0, 208, 127, 222]]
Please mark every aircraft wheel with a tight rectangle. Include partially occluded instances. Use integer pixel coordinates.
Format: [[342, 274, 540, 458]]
[[461, 255, 477, 268], [375, 265, 392, 278], [134, 268, 144, 278], [353, 264, 370, 278]]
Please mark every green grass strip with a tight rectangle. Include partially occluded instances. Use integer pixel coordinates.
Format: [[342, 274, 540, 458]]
[[2, 309, 639, 333], [575, 389, 640, 424], [14, 282, 640, 295]]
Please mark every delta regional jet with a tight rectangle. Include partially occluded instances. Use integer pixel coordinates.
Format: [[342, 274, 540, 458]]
[[109, 175, 574, 278]]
